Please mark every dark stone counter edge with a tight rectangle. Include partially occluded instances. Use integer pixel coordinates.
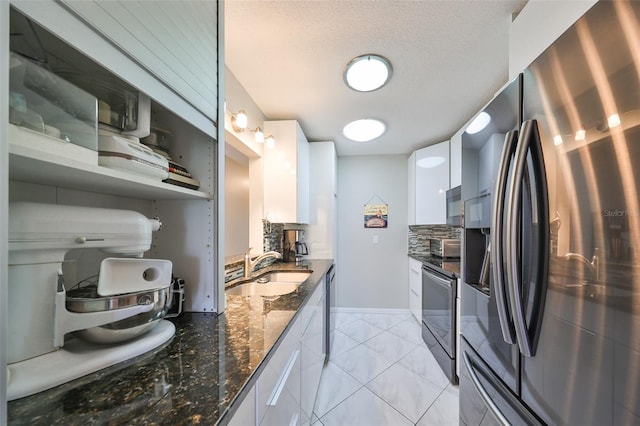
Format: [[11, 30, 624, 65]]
[[217, 259, 334, 425], [409, 253, 460, 278]]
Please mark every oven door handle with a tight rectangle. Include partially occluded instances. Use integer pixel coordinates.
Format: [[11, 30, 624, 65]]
[[423, 268, 454, 290]]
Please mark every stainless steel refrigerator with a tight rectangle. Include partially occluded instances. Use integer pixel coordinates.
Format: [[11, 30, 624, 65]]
[[460, 2, 640, 424]]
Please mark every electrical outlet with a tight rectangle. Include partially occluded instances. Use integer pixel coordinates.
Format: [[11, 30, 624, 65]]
[[373, 235, 379, 244]]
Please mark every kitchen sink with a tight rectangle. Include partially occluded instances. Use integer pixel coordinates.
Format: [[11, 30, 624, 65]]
[[256, 271, 312, 283], [226, 270, 312, 297], [226, 282, 301, 297]]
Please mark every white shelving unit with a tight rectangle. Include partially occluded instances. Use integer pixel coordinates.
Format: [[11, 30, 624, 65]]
[[3, 0, 222, 408], [4, 0, 224, 416], [9, 133, 212, 201]]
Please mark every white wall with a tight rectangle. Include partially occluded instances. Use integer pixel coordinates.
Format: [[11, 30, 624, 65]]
[[337, 155, 408, 309], [224, 67, 267, 255], [225, 155, 250, 258], [509, 0, 597, 78]]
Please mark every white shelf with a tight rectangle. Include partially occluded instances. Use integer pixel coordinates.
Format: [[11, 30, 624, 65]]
[[9, 126, 212, 201]]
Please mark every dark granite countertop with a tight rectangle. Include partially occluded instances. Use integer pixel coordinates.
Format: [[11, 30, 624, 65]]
[[7, 259, 334, 425], [409, 253, 460, 278]]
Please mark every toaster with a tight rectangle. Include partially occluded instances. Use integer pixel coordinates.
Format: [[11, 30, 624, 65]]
[[429, 238, 461, 259]]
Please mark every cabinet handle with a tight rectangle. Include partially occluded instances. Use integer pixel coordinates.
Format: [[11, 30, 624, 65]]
[[267, 349, 300, 406]]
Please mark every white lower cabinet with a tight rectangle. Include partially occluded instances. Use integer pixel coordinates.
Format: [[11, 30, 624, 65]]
[[300, 284, 325, 426], [261, 348, 302, 426], [229, 282, 325, 426], [409, 257, 422, 322], [228, 385, 257, 426], [258, 315, 303, 426]]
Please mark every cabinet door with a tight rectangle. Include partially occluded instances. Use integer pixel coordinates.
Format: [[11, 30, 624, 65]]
[[260, 348, 301, 426], [408, 258, 422, 322], [263, 120, 309, 224], [408, 151, 417, 225], [59, 0, 217, 120], [415, 141, 450, 224], [300, 287, 325, 426], [450, 131, 462, 188], [307, 142, 337, 259], [257, 311, 303, 425], [228, 385, 257, 426]]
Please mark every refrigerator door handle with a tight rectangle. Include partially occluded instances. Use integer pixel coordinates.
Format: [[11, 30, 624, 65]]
[[492, 130, 519, 344], [507, 119, 549, 357], [462, 351, 511, 426]]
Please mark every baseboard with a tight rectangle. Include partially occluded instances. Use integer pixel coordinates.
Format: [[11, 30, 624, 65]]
[[334, 307, 411, 315]]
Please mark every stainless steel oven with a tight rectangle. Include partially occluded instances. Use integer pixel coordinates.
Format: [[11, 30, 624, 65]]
[[421, 263, 458, 384]]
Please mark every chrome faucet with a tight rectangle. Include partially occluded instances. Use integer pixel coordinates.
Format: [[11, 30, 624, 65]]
[[244, 247, 282, 278], [563, 248, 599, 281]]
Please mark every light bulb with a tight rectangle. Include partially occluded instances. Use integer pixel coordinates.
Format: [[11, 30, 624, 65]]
[[232, 110, 248, 132], [254, 127, 264, 143], [266, 135, 276, 149]]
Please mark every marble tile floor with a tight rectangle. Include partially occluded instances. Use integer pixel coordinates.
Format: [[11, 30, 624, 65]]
[[311, 311, 459, 426]]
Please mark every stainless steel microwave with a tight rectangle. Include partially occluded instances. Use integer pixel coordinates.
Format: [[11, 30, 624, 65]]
[[446, 185, 462, 226]]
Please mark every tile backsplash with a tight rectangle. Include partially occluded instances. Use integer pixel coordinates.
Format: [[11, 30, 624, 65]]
[[408, 224, 461, 257], [224, 221, 289, 282]]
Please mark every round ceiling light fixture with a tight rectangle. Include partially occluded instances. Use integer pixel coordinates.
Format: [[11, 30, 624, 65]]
[[343, 118, 386, 142], [344, 54, 392, 92]]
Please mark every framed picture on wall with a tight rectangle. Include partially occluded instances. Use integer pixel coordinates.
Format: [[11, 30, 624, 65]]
[[364, 203, 388, 228]]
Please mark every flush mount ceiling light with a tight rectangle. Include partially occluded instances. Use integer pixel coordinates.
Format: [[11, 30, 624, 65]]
[[343, 119, 386, 142], [231, 110, 248, 132], [344, 54, 392, 92], [465, 112, 491, 134], [417, 156, 446, 168]]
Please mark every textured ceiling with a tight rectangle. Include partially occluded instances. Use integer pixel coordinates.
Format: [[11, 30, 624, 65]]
[[225, 0, 528, 156]]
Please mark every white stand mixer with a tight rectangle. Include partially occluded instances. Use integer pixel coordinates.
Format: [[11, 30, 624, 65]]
[[7, 202, 176, 400]]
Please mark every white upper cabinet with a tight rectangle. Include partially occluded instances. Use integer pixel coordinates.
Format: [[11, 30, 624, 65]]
[[307, 142, 337, 259], [58, 0, 218, 121], [408, 140, 450, 225], [508, 0, 596, 78], [263, 120, 310, 224], [450, 130, 462, 188]]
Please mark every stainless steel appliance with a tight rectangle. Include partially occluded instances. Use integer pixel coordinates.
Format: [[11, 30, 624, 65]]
[[446, 185, 462, 226], [463, 194, 493, 296], [460, 2, 640, 424], [283, 229, 308, 263], [429, 238, 461, 259], [421, 259, 459, 384], [324, 264, 336, 361]]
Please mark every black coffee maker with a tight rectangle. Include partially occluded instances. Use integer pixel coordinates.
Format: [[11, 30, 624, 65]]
[[283, 229, 308, 263]]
